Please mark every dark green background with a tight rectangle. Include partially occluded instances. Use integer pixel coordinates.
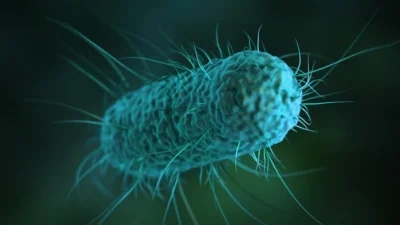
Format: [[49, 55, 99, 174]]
[[3, 0, 399, 225]]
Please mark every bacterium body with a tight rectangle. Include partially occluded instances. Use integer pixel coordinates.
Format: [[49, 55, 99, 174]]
[[42, 11, 399, 225], [102, 50, 301, 179]]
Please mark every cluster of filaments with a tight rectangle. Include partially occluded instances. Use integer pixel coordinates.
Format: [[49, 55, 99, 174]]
[[45, 14, 400, 225], [63, 25, 328, 225]]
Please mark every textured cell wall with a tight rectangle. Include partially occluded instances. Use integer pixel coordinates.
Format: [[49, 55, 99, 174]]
[[101, 51, 301, 178]]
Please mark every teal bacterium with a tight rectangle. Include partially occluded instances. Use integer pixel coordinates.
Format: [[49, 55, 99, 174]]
[[39, 11, 399, 225]]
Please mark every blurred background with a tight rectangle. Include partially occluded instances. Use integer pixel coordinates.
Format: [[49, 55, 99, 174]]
[[3, 0, 399, 224]]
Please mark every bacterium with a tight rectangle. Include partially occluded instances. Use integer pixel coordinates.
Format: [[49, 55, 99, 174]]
[[35, 10, 399, 225]]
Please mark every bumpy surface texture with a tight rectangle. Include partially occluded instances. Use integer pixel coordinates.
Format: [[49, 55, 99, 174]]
[[100, 50, 302, 178]]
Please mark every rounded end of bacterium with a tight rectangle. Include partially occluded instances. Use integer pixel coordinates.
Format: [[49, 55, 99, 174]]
[[223, 50, 302, 146]]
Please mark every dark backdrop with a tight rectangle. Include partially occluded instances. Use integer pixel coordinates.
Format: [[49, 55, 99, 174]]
[[3, 0, 399, 225]]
